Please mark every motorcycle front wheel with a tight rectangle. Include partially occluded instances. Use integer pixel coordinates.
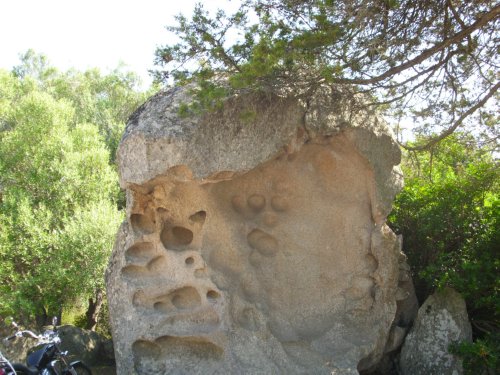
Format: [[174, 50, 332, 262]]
[[66, 362, 92, 375]]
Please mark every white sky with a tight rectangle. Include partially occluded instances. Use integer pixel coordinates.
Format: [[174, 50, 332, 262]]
[[0, 0, 238, 87]]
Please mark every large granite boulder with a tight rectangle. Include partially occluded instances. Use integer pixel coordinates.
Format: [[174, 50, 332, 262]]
[[106, 86, 408, 374], [400, 287, 472, 375]]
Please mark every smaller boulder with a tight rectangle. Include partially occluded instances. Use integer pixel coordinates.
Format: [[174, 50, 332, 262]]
[[400, 287, 472, 375], [58, 325, 114, 366], [1, 331, 37, 364]]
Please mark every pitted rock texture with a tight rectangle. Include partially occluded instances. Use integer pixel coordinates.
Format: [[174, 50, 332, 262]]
[[107, 86, 408, 374], [400, 288, 472, 375]]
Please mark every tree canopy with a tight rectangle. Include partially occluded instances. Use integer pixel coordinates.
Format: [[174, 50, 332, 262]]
[[389, 134, 499, 373], [8, 49, 150, 159], [153, 0, 499, 151], [0, 52, 148, 326]]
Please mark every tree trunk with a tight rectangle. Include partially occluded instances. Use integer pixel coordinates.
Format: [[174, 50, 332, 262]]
[[35, 307, 48, 329], [85, 289, 104, 331]]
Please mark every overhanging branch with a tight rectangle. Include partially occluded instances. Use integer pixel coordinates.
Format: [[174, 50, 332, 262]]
[[333, 5, 500, 85], [401, 80, 500, 151]]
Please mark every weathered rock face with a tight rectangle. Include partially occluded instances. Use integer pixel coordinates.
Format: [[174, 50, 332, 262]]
[[400, 288, 472, 375], [106, 86, 407, 374]]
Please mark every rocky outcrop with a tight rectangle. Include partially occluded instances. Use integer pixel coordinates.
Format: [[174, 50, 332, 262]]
[[58, 325, 114, 366], [400, 287, 472, 375], [106, 85, 408, 374]]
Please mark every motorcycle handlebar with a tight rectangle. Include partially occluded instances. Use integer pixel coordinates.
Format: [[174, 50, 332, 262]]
[[17, 330, 40, 339], [4, 321, 60, 345], [4, 330, 44, 343]]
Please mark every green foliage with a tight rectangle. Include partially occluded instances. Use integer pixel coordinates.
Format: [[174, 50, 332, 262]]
[[389, 134, 499, 372], [52, 202, 123, 302], [153, 0, 499, 149], [449, 333, 500, 375], [0, 52, 145, 324], [9, 50, 151, 159]]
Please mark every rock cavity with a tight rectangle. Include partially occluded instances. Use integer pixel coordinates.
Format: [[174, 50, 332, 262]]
[[106, 86, 408, 374]]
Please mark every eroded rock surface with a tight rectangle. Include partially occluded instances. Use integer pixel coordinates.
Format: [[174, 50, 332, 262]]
[[106, 86, 407, 374]]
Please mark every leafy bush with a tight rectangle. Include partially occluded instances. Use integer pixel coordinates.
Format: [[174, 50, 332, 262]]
[[449, 332, 500, 375], [389, 134, 499, 373], [0, 52, 145, 327]]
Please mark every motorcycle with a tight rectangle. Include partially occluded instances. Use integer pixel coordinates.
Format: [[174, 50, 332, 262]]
[[3, 318, 92, 375]]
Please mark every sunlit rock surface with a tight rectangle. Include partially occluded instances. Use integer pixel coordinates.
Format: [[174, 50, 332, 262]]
[[106, 86, 408, 374]]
